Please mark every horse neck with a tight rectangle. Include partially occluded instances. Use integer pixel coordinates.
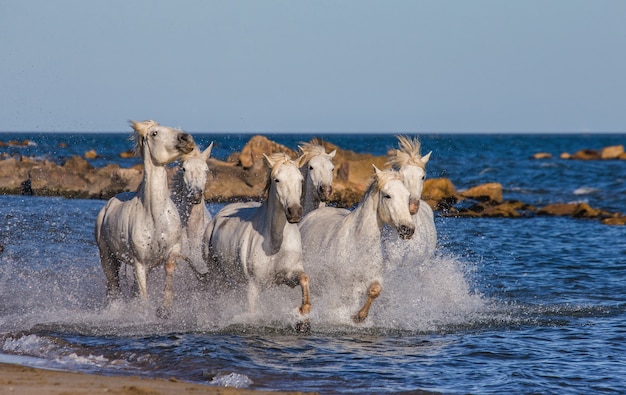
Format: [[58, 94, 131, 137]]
[[345, 188, 382, 240], [255, 185, 289, 254], [184, 204, 209, 238], [137, 149, 173, 215], [301, 170, 320, 214]]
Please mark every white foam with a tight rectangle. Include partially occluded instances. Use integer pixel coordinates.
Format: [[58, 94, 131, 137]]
[[573, 187, 600, 195], [210, 372, 253, 388]]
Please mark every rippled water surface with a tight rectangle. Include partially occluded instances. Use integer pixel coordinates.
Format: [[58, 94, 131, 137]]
[[0, 133, 625, 394]]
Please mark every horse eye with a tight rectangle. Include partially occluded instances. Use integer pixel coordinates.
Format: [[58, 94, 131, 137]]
[[274, 178, 280, 183], [422, 175, 426, 180], [151, 130, 158, 137], [383, 193, 391, 199], [309, 165, 314, 170]]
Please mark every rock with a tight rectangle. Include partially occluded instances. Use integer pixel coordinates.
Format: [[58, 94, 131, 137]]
[[84, 149, 99, 159], [537, 203, 579, 216], [0, 139, 33, 147], [204, 158, 266, 202], [119, 150, 136, 158], [601, 215, 626, 226], [238, 135, 297, 169], [422, 178, 458, 210], [532, 152, 552, 159], [63, 155, 93, 173], [460, 182, 503, 204], [600, 145, 624, 160], [570, 149, 601, 160], [537, 202, 606, 218]]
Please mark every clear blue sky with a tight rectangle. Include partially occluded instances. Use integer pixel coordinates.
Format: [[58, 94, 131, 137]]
[[2, 0, 625, 133]]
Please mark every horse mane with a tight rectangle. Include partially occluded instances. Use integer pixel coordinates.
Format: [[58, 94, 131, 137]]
[[128, 120, 159, 158], [386, 135, 425, 170], [361, 167, 404, 202], [263, 152, 298, 195], [297, 140, 327, 166]]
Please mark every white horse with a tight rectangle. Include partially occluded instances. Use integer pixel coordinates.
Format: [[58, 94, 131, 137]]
[[95, 120, 195, 316], [298, 141, 336, 216], [383, 135, 436, 262], [170, 143, 213, 278], [202, 152, 311, 323], [299, 166, 415, 323]]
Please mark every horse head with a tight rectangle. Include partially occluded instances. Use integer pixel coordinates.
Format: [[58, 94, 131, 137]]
[[264, 153, 304, 223], [179, 143, 213, 205], [387, 135, 431, 215], [298, 142, 336, 203], [372, 166, 415, 240], [130, 120, 195, 165]]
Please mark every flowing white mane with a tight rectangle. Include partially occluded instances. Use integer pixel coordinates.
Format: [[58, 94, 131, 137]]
[[387, 135, 425, 170], [263, 152, 299, 194], [298, 141, 328, 166]]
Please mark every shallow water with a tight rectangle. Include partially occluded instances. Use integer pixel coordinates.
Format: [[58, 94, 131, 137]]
[[0, 133, 625, 394]]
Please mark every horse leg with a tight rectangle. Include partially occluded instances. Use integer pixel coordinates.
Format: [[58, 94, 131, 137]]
[[247, 281, 259, 314], [352, 281, 382, 323], [99, 251, 121, 301], [157, 254, 178, 319], [278, 271, 311, 333], [133, 263, 149, 303], [276, 271, 311, 316], [298, 273, 311, 315]]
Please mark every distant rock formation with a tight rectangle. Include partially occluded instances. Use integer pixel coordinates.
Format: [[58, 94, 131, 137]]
[[0, 135, 624, 225], [533, 144, 626, 161]]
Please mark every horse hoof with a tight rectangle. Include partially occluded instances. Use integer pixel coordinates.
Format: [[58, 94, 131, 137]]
[[295, 319, 311, 334], [351, 314, 367, 324]]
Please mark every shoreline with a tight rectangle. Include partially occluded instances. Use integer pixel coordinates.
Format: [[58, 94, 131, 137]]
[[0, 361, 316, 395]]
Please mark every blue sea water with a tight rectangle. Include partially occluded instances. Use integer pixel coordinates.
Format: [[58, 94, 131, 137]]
[[0, 132, 625, 394]]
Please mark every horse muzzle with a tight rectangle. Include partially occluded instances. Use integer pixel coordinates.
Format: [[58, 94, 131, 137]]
[[177, 133, 195, 155], [317, 184, 333, 202], [286, 204, 303, 223], [409, 198, 420, 216], [188, 188, 204, 205], [397, 224, 415, 240]]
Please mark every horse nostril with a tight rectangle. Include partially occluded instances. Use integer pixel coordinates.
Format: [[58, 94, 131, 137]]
[[318, 185, 333, 200], [287, 205, 303, 223], [177, 133, 195, 153], [398, 225, 415, 240]]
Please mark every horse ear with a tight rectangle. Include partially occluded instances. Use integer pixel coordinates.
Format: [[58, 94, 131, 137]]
[[372, 164, 382, 174], [202, 142, 214, 161], [263, 153, 274, 168], [328, 149, 337, 159], [129, 120, 159, 137], [295, 154, 307, 168], [422, 151, 432, 164]]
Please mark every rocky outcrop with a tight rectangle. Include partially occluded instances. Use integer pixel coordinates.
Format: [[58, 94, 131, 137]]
[[534, 144, 626, 161], [459, 182, 503, 204], [1, 135, 624, 225]]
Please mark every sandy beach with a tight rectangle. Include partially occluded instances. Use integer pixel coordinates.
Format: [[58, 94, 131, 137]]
[[0, 362, 316, 395]]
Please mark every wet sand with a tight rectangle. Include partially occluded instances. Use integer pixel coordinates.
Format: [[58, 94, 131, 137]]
[[0, 362, 316, 395]]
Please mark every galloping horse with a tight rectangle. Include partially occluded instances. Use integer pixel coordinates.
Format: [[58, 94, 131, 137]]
[[95, 120, 195, 316], [298, 141, 336, 216], [384, 136, 436, 262], [170, 143, 213, 277], [202, 153, 311, 322], [299, 167, 415, 323]]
